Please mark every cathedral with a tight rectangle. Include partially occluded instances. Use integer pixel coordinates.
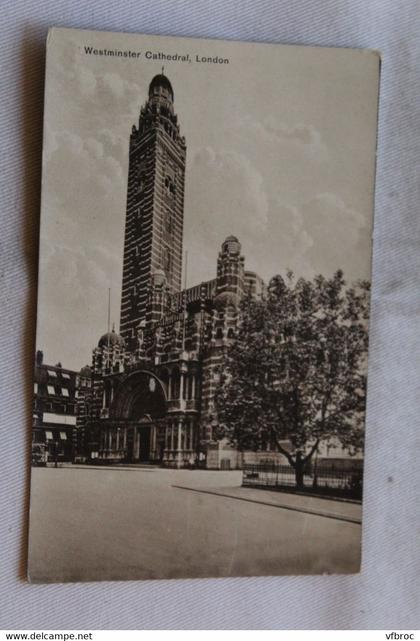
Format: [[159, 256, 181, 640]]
[[83, 72, 266, 469]]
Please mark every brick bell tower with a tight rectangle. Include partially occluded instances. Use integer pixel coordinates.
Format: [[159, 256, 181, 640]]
[[120, 71, 187, 352]]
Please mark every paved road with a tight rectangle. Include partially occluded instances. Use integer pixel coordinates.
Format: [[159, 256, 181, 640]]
[[28, 466, 362, 582]]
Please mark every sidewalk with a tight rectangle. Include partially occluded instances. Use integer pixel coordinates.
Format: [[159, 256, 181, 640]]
[[172, 484, 362, 524], [54, 465, 361, 523]]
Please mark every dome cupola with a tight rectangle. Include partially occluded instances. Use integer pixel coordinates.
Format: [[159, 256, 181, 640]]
[[80, 364, 92, 377], [151, 268, 167, 287], [98, 326, 125, 349], [148, 72, 174, 102], [222, 235, 241, 255]]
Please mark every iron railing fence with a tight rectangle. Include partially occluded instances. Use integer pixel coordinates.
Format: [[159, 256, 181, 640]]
[[242, 463, 363, 501]]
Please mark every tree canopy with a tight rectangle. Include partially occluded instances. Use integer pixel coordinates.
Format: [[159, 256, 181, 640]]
[[215, 270, 370, 487]]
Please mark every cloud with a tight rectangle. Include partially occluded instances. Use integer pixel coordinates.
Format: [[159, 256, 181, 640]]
[[257, 193, 371, 282], [208, 115, 333, 210], [37, 36, 374, 370], [38, 43, 147, 368], [46, 41, 146, 154], [241, 117, 328, 162], [184, 147, 269, 284], [183, 140, 368, 286], [299, 193, 371, 278], [37, 242, 122, 369], [77, 66, 97, 97], [44, 130, 124, 223], [38, 129, 127, 368]]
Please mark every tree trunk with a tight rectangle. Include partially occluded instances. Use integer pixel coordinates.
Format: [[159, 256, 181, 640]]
[[294, 459, 305, 489]]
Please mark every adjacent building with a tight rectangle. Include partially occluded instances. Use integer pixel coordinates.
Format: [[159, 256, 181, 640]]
[[32, 351, 77, 463]]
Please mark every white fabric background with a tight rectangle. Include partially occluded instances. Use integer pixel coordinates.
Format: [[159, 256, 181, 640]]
[[1, 0, 419, 630]]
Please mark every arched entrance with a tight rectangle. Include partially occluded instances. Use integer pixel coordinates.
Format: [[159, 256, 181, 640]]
[[133, 415, 152, 462], [112, 370, 167, 463]]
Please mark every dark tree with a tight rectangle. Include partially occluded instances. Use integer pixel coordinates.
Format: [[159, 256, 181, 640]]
[[215, 270, 369, 489]]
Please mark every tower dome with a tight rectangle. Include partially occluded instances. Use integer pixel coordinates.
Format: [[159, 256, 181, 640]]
[[222, 235, 241, 255], [214, 291, 240, 310], [148, 73, 174, 101], [80, 364, 92, 377], [98, 327, 126, 349], [151, 268, 167, 287]]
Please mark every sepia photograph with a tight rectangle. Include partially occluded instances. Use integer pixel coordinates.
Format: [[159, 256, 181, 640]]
[[28, 27, 380, 582]]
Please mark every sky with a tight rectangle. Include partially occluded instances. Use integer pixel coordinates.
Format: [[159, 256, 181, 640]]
[[36, 28, 379, 370]]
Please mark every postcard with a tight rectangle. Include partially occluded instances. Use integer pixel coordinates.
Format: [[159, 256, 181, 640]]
[[28, 27, 380, 581]]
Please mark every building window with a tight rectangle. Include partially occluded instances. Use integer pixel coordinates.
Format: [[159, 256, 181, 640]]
[[47, 385, 55, 395], [62, 372, 71, 380], [60, 432, 67, 440], [48, 370, 57, 378], [45, 431, 53, 440], [165, 176, 175, 197], [62, 388, 69, 397]]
